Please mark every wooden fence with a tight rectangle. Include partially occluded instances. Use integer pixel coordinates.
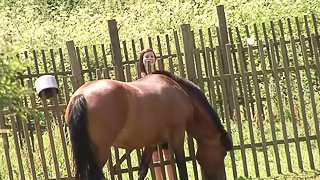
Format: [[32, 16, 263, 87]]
[[1, 5, 320, 179]]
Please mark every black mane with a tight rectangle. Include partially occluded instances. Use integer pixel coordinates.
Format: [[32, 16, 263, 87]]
[[151, 70, 233, 150]]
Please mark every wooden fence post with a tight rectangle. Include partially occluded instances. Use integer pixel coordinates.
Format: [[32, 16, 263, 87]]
[[108, 19, 125, 81], [66, 40, 84, 89], [217, 5, 234, 116], [181, 24, 197, 83]]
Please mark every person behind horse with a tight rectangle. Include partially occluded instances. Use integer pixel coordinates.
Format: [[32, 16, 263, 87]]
[[139, 48, 174, 180]]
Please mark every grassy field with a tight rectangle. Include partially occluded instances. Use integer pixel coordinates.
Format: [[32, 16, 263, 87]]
[[1, 116, 319, 179]]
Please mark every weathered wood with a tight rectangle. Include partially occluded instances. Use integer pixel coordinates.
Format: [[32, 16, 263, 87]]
[[27, 80, 49, 179], [300, 35, 318, 169], [66, 40, 84, 89], [181, 24, 196, 82], [237, 43, 260, 177], [259, 40, 282, 174], [216, 45, 237, 179], [269, 39, 293, 173], [0, 112, 14, 179], [40, 92, 61, 179], [250, 41, 270, 176], [226, 44, 248, 177], [108, 19, 125, 81], [286, 36, 304, 170]]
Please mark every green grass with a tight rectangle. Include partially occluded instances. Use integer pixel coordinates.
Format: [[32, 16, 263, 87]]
[[1, 117, 320, 179]]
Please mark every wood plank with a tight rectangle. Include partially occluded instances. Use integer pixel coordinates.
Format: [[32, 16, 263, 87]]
[[204, 47, 217, 108], [173, 30, 185, 78], [28, 80, 49, 179], [22, 113, 37, 179], [156, 35, 165, 70], [0, 129, 10, 134], [300, 35, 318, 169], [226, 44, 249, 177], [216, 45, 237, 179], [288, 36, 306, 170], [10, 113, 25, 180], [259, 40, 282, 174], [93, 45, 100, 68], [41, 49, 48, 73], [165, 34, 175, 74], [0, 112, 14, 179], [249, 42, 270, 176], [237, 43, 260, 177], [52, 89, 72, 178], [67, 41, 84, 89], [310, 34, 320, 155], [269, 39, 293, 172], [84, 46, 93, 80], [101, 44, 108, 68], [40, 92, 61, 179], [194, 49, 205, 91]]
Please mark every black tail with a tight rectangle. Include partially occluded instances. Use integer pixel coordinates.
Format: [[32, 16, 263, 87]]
[[68, 94, 103, 179]]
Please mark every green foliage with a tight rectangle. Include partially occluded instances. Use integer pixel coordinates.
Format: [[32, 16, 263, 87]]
[[0, 46, 30, 116], [0, 0, 318, 50]]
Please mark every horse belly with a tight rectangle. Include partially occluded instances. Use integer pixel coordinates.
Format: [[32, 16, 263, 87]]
[[112, 114, 168, 149]]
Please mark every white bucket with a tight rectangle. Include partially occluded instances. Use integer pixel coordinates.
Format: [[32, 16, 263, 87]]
[[35, 75, 59, 98]]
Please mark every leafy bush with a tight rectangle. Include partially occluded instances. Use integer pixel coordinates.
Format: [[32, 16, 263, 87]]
[[0, 44, 30, 115], [0, 0, 318, 50]]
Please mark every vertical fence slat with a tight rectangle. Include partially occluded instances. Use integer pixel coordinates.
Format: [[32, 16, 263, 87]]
[[287, 36, 306, 170], [310, 34, 320, 156], [67, 40, 84, 89], [216, 46, 237, 179], [187, 136, 199, 180], [41, 49, 49, 73], [0, 112, 13, 180], [304, 15, 313, 56], [10, 113, 25, 180], [165, 34, 175, 74], [173, 30, 185, 78], [148, 36, 153, 48], [300, 35, 318, 169], [108, 19, 125, 81], [156, 35, 165, 70], [280, 37, 305, 170], [21, 111, 37, 180], [32, 50, 40, 74], [226, 44, 248, 177], [181, 24, 196, 82], [269, 39, 293, 173], [93, 45, 100, 68], [249, 42, 270, 176], [28, 80, 49, 179], [237, 44, 260, 177], [204, 47, 217, 108], [84, 46, 93, 80], [52, 89, 72, 178], [194, 49, 205, 91], [199, 29, 208, 76], [40, 93, 61, 179], [260, 41, 282, 174]]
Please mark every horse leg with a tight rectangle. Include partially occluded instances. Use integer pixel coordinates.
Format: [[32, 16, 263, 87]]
[[170, 131, 188, 180], [138, 146, 155, 180]]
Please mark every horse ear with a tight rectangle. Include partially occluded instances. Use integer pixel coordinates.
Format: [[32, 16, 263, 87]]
[[221, 131, 233, 151]]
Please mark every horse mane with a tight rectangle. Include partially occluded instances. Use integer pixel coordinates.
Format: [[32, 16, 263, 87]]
[[151, 70, 233, 150]]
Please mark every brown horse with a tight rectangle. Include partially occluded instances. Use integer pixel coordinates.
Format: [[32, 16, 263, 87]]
[[65, 70, 232, 180], [138, 71, 233, 180]]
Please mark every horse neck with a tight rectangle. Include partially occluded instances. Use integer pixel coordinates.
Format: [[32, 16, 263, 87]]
[[180, 88, 220, 142]]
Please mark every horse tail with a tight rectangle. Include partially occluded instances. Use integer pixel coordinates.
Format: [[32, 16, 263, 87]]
[[68, 94, 103, 179]]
